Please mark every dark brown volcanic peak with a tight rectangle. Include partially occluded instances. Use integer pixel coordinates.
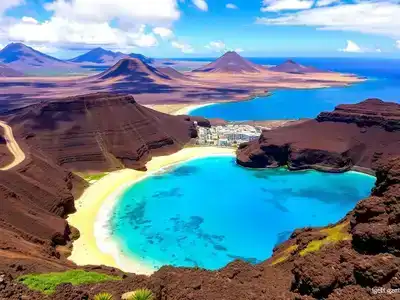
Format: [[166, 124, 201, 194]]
[[193, 51, 263, 73], [9, 93, 197, 172], [269, 59, 324, 73], [97, 58, 170, 81], [237, 99, 400, 171]]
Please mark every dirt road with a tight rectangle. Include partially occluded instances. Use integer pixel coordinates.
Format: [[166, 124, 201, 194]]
[[0, 120, 25, 170]]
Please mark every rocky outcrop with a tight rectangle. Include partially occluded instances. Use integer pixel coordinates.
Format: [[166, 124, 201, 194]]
[[8, 93, 198, 171], [237, 99, 400, 171], [0, 151, 87, 275]]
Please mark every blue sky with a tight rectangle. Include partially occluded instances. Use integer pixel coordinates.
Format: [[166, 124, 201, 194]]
[[0, 0, 399, 58]]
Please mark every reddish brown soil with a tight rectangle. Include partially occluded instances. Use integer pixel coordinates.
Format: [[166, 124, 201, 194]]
[[7, 93, 198, 172], [1, 97, 399, 300], [237, 99, 400, 171]]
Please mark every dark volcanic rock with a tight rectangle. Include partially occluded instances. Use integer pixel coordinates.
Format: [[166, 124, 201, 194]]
[[237, 99, 400, 171], [8, 93, 197, 171]]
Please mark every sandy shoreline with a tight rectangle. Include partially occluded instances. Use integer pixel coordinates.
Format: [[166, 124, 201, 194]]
[[68, 147, 235, 273]]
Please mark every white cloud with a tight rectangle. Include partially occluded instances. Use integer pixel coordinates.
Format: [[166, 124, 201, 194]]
[[396, 41, 400, 49], [21, 16, 39, 24], [235, 48, 244, 52], [192, 0, 208, 11], [153, 27, 174, 39], [171, 41, 194, 53], [339, 40, 363, 53], [261, 0, 313, 12], [339, 40, 383, 53], [0, 0, 24, 15], [226, 3, 238, 9], [205, 40, 226, 52], [45, 0, 180, 26], [257, 1, 400, 39], [7, 18, 158, 48], [316, 0, 340, 7]]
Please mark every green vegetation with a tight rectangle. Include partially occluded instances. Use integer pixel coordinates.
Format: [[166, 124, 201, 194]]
[[76, 172, 109, 183], [271, 244, 298, 265], [128, 289, 155, 300], [94, 292, 114, 300], [300, 222, 351, 256], [18, 270, 121, 295], [271, 223, 352, 264]]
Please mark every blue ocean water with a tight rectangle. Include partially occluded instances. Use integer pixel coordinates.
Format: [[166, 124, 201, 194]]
[[110, 156, 375, 271], [189, 57, 400, 121]]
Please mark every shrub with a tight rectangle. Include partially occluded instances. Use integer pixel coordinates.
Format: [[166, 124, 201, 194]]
[[94, 292, 114, 300], [128, 289, 154, 300], [18, 270, 121, 295]]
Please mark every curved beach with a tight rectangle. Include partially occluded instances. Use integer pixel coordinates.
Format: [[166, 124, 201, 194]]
[[68, 147, 235, 273]]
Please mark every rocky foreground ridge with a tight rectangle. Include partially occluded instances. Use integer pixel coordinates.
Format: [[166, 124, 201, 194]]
[[1, 98, 399, 299]]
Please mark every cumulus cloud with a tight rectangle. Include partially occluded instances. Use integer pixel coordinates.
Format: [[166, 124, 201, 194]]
[[7, 18, 158, 48], [205, 41, 244, 53], [153, 27, 174, 39], [21, 16, 39, 24], [226, 3, 238, 9], [339, 40, 363, 53], [1, 0, 185, 50], [205, 40, 227, 52], [192, 0, 208, 11], [171, 41, 194, 53], [257, 1, 400, 39], [261, 0, 313, 12], [45, 0, 180, 26], [339, 40, 382, 53]]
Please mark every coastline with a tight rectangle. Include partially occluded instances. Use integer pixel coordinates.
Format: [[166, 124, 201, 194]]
[[173, 102, 216, 116], [68, 147, 235, 274]]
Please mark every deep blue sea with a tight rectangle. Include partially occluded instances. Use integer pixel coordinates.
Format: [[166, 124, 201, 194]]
[[188, 57, 400, 121], [109, 156, 375, 271]]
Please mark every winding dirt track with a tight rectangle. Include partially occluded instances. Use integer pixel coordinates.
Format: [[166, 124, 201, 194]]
[[0, 120, 25, 170]]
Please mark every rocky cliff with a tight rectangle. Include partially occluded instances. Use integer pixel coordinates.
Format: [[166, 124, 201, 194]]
[[237, 99, 400, 171], [1, 98, 400, 300], [8, 93, 198, 172]]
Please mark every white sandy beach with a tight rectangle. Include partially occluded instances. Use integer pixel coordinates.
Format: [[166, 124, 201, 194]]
[[68, 147, 235, 274], [173, 102, 216, 115]]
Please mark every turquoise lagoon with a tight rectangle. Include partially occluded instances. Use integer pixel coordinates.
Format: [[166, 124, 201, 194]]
[[107, 155, 375, 272]]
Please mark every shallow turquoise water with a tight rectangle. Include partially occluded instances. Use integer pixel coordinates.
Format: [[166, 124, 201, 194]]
[[110, 156, 375, 271]]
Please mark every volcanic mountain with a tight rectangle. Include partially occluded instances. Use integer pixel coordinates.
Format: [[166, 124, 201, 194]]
[[129, 53, 154, 64], [237, 98, 400, 171], [0, 62, 24, 77], [96, 58, 171, 81], [8, 93, 198, 171], [68, 47, 128, 65], [69, 48, 154, 65], [0, 43, 74, 72], [269, 59, 324, 74], [193, 51, 264, 73], [158, 66, 189, 80]]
